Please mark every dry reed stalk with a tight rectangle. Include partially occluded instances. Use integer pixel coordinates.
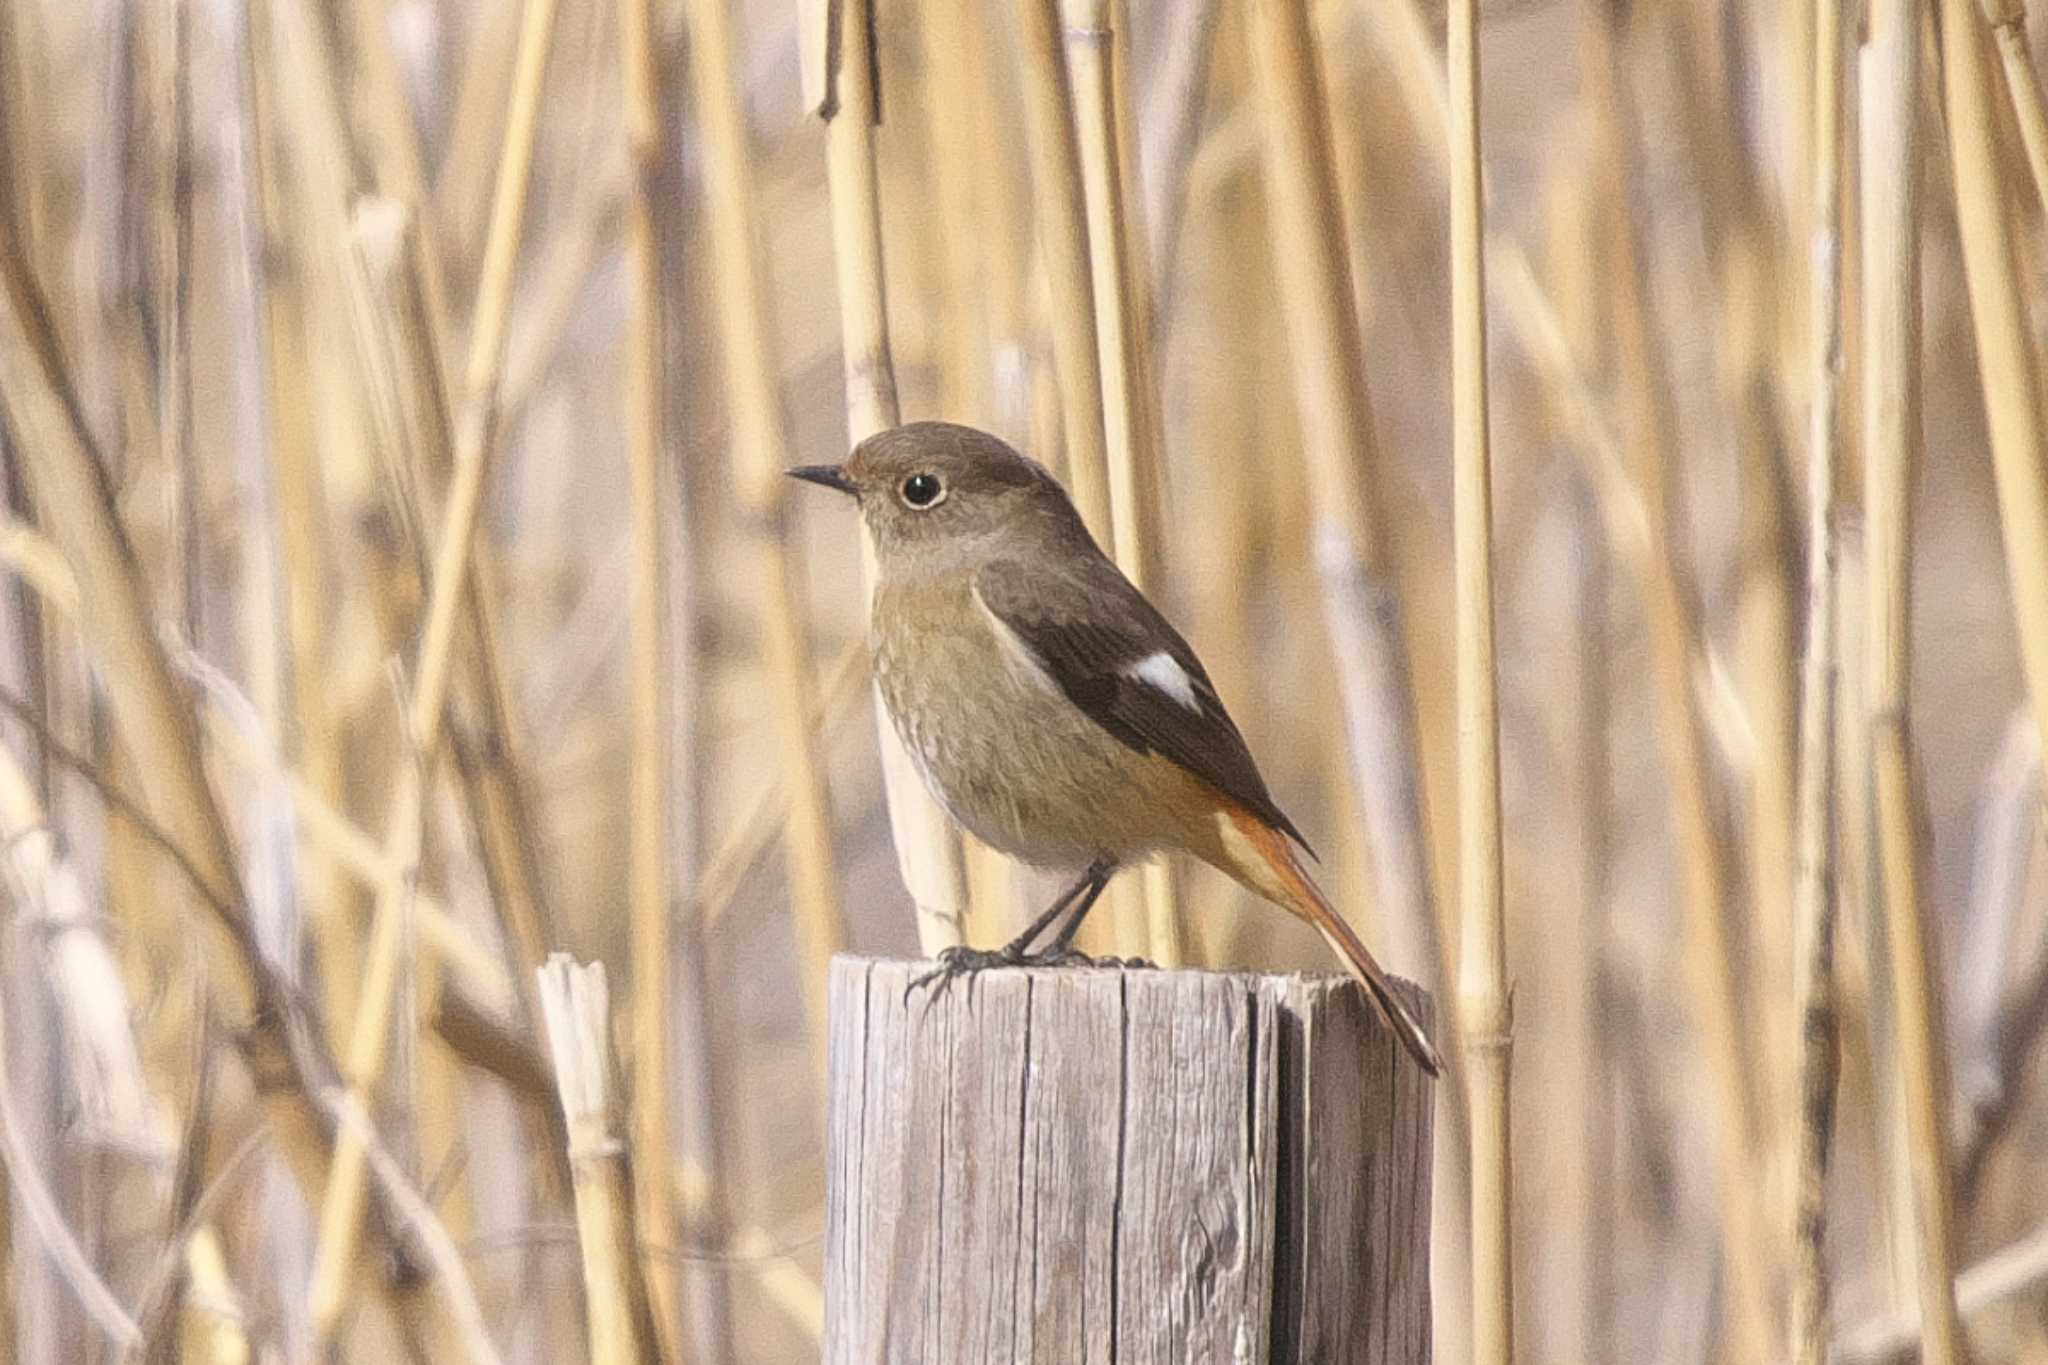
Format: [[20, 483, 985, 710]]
[[1944, 0, 2048, 852], [537, 957, 656, 1365], [619, 0, 681, 1349], [1446, 0, 1510, 1355], [1012, 0, 1115, 538], [1061, 0, 1183, 965], [1243, 0, 1448, 1008], [1790, 3, 1849, 1356], [344, 204, 556, 1039], [1541, 148, 1612, 1365], [1572, 9, 1772, 1356], [680, 0, 848, 1053], [1859, 4, 1983, 1361], [0, 124, 381, 1233], [304, 0, 562, 1335], [1977, 0, 2048, 216], [335, 13, 565, 1022], [1839, 1216, 2048, 1363], [812, 0, 971, 957], [241, 3, 355, 1039]]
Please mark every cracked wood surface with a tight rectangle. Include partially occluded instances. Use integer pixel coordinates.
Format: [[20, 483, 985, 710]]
[[825, 956, 1433, 1363]]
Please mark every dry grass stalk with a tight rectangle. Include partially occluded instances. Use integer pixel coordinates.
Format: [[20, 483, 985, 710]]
[[538, 956, 655, 1365], [680, 0, 847, 1056], [1243, 0, 1447, 1007], [1790, 2, 1849, 1356], [815, 0, 970, 957], [1062, 0, 1183, 965], [1944, 0, 2048, 843], [304, 0, 563, 1333], [1839, 1216, 2048, 1362], [1976, 0, 2048, 216], [1446, 0, 1510, 1355], [619, 0, 681, 1349]]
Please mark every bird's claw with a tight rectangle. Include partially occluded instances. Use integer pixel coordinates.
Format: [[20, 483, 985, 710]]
[[903, 944, 1157, 1008]]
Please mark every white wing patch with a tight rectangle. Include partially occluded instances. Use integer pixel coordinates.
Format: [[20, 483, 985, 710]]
[[1127, 650, 1200, 711]]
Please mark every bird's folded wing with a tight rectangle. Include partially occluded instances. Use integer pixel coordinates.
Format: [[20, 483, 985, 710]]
[[974, 556, 1311, 854]]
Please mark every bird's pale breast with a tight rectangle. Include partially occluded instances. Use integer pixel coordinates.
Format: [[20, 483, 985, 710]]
[[871, 573, 1193, 869]]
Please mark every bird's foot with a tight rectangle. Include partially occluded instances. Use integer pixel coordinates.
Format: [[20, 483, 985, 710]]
[[904, 945, 1024, 1007], [904, 945, 1158, 1008]]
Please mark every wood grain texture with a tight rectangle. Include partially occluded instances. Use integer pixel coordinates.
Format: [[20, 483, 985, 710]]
[[826, 956, 1433, 1363]]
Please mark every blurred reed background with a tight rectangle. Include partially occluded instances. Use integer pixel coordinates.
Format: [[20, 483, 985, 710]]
[[0, 0, 2045, 1358]]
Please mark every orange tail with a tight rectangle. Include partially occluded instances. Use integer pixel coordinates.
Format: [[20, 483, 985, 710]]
[[1212, 806, 1443, 1077]]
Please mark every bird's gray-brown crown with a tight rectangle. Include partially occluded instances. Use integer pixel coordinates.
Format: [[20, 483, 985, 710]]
[[789, 421, 1080, 559]]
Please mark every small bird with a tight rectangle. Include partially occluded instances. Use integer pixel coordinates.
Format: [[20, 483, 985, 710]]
[[791, 421, 1441, 1077]]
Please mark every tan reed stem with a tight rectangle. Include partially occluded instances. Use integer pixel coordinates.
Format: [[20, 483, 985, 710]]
[[1978, 0, 2048, 218], [681, 0, 847, 1058], [1012, 0, 1114, 539], [241, 1, 354, 1041], [1791, 3, 1848, 1357], [339, 3, 563, 1028], [1946, 0, 2048, 844], [1244, 0, 1449, 1013], [304, 0, 560, 1334], [814, 0, 970, 956], [619, 0, 681, 1349], [1062, 0, 1183, 965], [538, 957, 657, 1365], [1447, 0, 1510, 1355]]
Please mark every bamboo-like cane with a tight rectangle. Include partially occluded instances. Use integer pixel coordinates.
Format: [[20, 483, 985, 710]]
[[680, 0, 848, 1056], [1977, 0, 2048, 218], [812, 0, 971, 957], [1243, 0, 1448, 1012], [304, 0, 561, 1336], [536, 957, 655, 1365], [1790, 3, 1848, 1358], [1446, 0, 1510, 1356], [619, 0, 681, 1351], [1061, 0, 1183, 965]]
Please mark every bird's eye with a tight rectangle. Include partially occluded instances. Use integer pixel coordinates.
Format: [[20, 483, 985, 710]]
[[900, 472, 945, 509]]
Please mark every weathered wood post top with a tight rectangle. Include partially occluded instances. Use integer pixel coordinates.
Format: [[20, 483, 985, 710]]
[[825, 955, 1435, 1363]]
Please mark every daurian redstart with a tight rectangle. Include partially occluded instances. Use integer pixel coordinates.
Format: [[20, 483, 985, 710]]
[[792, 421, 1441, 1076]]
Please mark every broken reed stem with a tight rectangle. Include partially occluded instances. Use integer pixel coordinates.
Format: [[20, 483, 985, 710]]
[[538, 957, 655, 1365], [1062, 0, 1183, 966], [620, 0, 680, 1350], [305, 0, 561, 1336], [1979, 0, 2048, 219], [1791, 2, 1847, 1357], [1446, 0, 1510, 1356], [1244, 0, 1448, 1010], [680, 0, 847, 1063], [816, 0, 970, 957]]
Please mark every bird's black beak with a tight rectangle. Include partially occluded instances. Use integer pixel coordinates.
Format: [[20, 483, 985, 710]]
[[788, 464, 858, 498]]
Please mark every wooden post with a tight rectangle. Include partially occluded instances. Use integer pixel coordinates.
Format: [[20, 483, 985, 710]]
[[825, 956, 1434, 1362]]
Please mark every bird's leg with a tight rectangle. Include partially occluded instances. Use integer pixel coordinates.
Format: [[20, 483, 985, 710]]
[[906, 858, 1127, 1005]]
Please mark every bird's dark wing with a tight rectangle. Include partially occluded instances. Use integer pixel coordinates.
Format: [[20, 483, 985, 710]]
[[975, 555, 1312, 854]]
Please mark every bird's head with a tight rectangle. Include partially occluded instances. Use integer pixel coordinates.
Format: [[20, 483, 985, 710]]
[[789, 421, 1077, 566]]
